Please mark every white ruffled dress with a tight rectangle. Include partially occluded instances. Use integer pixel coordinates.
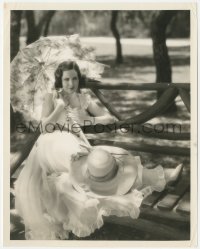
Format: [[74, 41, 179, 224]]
[[15, 91, 166, 240]]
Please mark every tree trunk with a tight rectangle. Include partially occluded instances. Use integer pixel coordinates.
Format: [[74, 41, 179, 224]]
[[25, 11, 40, 44], [10, 104, 16, 134], [43, 11, 56, 36], [10, 11, 22, 61], [151, 10, 177, 113], [10, 11, 22, 133], [26, 10, 56, 44], [110, 11, 123, 64]]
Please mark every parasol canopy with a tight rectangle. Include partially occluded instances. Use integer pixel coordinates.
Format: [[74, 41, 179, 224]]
[[11, 34, 107, 125]]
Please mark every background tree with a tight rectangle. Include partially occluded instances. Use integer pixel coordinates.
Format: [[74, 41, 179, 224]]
[[25, 10, 56, 44], [151, 10, 178, 112], [10, 11, 22, 61], [110, 11, 123, 64], [10, 11, 23, 133], [43, 11, 56, 36]]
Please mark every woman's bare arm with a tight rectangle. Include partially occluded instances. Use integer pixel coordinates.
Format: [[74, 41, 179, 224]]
[[40, 93, 65, 128], [87, 101, 116, 125]]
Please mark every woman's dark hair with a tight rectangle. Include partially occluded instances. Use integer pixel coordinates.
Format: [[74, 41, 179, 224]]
[[54, 61, 84, 92]]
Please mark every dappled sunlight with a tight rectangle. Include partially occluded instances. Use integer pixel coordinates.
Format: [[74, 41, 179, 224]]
[[85, 43, 191, 173], [10, 8, 192, 240]]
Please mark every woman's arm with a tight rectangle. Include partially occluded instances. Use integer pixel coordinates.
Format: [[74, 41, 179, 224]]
[[87, 101, 116, 125], [40, 93, 65, 129]]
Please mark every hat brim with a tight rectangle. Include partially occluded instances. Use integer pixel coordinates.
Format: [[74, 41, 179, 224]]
[[70, 146, 138, 198]]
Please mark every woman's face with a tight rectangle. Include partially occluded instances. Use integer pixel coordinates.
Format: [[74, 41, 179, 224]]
[[62, 69, 79, 94]]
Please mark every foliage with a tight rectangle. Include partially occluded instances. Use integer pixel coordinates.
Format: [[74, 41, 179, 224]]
[[19, 10, 190, 38], [167, 11, 190, 38]]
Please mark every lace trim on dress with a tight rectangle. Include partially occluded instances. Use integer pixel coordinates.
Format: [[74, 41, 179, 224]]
[[25, 170, 145, 239], [140, 186, 153, 198], [16, 133, 168, 240], [99, 189, 144, 220]]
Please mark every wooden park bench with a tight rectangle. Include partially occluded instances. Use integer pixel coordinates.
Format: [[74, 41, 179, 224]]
[[10, 81, 191, 240]]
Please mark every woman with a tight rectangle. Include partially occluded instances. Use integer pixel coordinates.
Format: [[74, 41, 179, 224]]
[[40, 61, 116, 134], [15, 61, 182, 240]]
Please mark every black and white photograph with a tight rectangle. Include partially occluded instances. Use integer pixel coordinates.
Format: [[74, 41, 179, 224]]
[[4, 2, 197, 246]]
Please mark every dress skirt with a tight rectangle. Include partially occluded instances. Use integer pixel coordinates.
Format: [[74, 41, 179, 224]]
[[15, 131, 166, 240]]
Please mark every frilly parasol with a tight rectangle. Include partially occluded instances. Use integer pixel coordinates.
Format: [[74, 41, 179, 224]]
[[11, 34, 107, 125]]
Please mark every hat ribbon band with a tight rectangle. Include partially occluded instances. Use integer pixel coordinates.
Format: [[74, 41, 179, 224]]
[[87, 163, 118, 182]]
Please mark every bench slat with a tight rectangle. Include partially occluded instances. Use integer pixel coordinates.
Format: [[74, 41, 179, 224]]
[[157, 194, 180, 211], [157, 176, 189, 211], [176, 191, 190, 215], [104, 216, 189, 240], [142, 191, 164, 207], [140, 206, 189, 223]]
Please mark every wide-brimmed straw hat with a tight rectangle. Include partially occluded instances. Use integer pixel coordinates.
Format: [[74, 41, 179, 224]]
[[70, 146, 138, 198]]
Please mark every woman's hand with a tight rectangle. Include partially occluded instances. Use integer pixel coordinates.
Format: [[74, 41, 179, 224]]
[[55, 98, 65, 110], [68, 108, 117, 126], [104, 115, 118, 125], [53, 91, 66, 111], [68, 109, 89, 126], [97, 115, 117, 125]]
